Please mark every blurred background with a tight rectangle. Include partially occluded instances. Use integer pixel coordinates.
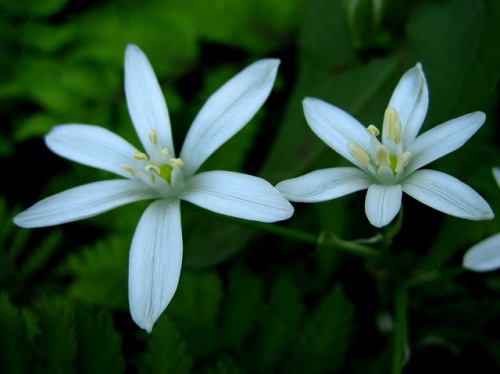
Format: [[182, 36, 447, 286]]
[[1, 0, 499, 372]]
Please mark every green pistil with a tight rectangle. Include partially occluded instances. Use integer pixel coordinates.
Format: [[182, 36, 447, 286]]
[[389, 155, 398, 173], [159, 164, 173, 183]]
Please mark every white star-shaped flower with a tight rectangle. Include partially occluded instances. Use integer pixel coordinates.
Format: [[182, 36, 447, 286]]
[[14, 44, 293, 332], [463, 167, 500, 272], [276, 63, 493, 228]]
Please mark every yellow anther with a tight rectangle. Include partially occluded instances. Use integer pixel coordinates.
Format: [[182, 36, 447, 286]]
[[348, 143, 370, 166], [366, 125, 380, 136], [160, 148, 169, 158], [395, 152, 411, 173], [133, 152, 148, 161], [383, 107, 402, 144], [120, 165, 136, 176], [375, 145, 390, 166], [149, 129, 158, 145], [145, 164, 161, 175], [169, 158, 184, 168]]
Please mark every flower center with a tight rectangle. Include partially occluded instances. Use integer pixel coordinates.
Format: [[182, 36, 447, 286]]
[[120, 129, 184, 185], [347, 107, 411, 183]]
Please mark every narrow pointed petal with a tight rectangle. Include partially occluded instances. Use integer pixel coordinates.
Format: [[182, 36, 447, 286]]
[[180, 59, 280, 176], [276, 167, 371, 202], [181, 171, 293, 222], [493, 167, 500, 188], [302, 97, 371, 169], [402, 169, 494, 220], [406, 112, 485, 174], [388, 63, 428, 145], [129, 199, 182, 332], [125, 44, 174, 156], [365, 184, 402, 227], [46, 124, 139, 178], [463, 233, 500, 272], [13, 180, 158, 228]]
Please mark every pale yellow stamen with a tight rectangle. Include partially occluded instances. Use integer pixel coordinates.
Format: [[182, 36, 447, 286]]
[[160, 148, 169, 157], [383, 107, 402, 144], [134, 152, 148, 161], [375, 145, 390, 166], [145, 164, 161, 175], [169, 158, 184, 168], [149, 129, 158, 145], [348, 143, 370, 166], [120, 165, 136, 176], [367, 125, 380, 136], [395, 152, 411, 173]]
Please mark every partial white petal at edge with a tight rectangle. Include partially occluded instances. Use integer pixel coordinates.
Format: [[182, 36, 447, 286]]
[[365, 184, 403, 228], [13, 180, 158, 228], [181, 170, 293, 222], [402, 169, 494, 220], [276, 167, 371, 202], [463, 233, 500, 272], [129, 199, 182, 332]]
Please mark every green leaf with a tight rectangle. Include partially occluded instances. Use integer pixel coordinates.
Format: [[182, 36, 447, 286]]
[[289, 284, 355, 373], [139, 315, 192, 374], [74, 305, 125, 374], [252, 277, 304, 371], [0, 293, 31, 374], [221, 264, 263, 348], [32, 298, 76, 374], [63, 235, 129, 309], [206, 354, 241, 374]]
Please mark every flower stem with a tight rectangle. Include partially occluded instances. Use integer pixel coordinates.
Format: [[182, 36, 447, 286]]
[[392, 283, 407, 374]]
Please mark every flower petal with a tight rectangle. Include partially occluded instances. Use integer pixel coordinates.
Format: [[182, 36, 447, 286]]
[[181, 170, 293, 222], [463, 233, 500, 272], [45, 124, 139, 178], [402, 169, 494, 220], [388, 63, 429, 145], [129, 199, 182, 332], [406, 112, 485, 174], [493, 167, 500, 189], [125, 44, 174, 156], [276, 167, 371, 202], [13, 180, 158, 228], [365, 184, 402, 227], [302, 97, 371, 169], [180, 59, 280, 176]]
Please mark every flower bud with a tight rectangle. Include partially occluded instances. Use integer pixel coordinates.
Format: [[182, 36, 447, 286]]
[[343, 0, 384, 50]]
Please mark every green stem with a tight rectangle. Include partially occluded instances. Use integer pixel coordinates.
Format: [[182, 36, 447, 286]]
[[185, 203, 380, 260], [392, 283, 407, 374]]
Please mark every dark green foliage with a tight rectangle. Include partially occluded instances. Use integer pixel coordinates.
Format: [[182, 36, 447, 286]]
[[2, 0, 500, 373]]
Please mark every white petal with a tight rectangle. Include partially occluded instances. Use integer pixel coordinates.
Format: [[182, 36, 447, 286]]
[[180, 59, 280, 176], [181, 170, 293, 222], [13, 180, 158, 228], [129, 199, 182, 332], [302, 97, 371, 169], [125, 44, 174, 156], [46, 124, 139, 178], [276, 167, 371, 202], [493, 167, 500, 189], [406, 112, 485, 174], [365, 184, 402, 227], [388, 63, 429, 145], [402, 169, 494, 220], [463, 233, 500, 272]]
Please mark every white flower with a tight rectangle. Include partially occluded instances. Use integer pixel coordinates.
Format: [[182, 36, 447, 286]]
[[276, 63, 493, 228], [14, 44, 293, 332], [463, 167, 500, 272]]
